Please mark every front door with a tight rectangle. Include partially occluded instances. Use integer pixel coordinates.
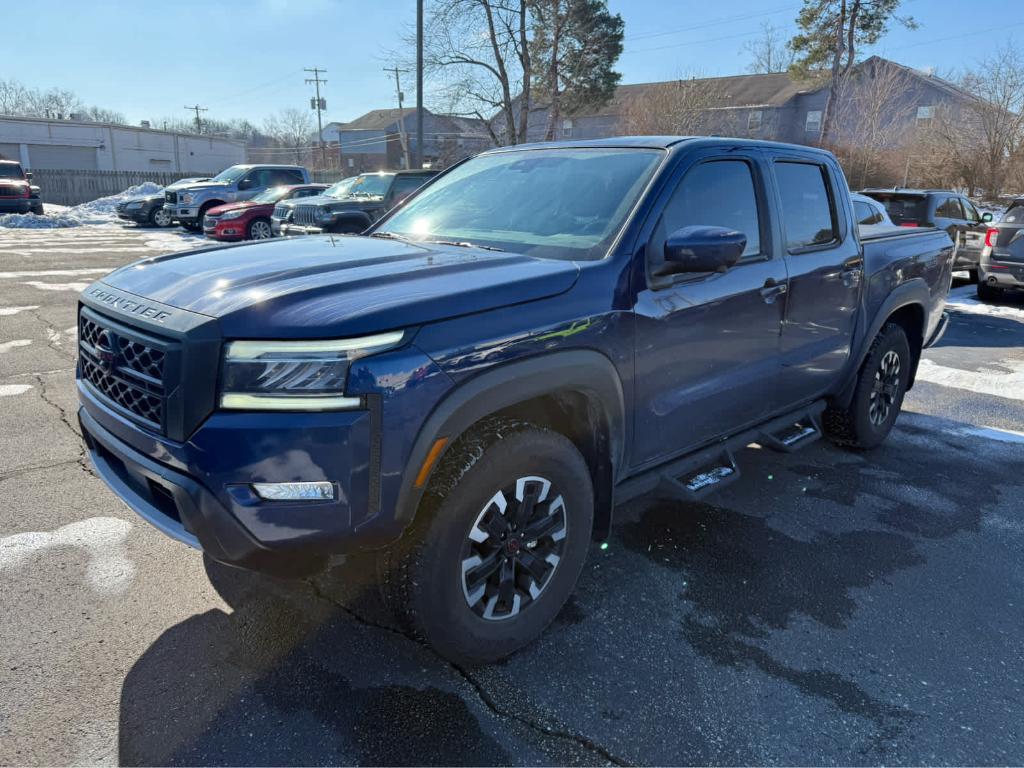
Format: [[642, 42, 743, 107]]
[[768, 156, 862, 406], [631, 152, 789, 470]]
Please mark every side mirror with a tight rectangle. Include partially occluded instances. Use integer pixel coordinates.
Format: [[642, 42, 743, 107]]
[[662, 225, 747, 274], [25, 171, 32, 181], [237, 177, 253, 190], [982, 212, 993, 223]]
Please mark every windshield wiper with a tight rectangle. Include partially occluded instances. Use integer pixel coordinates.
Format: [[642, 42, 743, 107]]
[[369, 231, 413, 243], [425, 239, 505, 252]]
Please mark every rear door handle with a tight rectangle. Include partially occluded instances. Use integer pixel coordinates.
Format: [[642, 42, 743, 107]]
[[760, 279, 788, 304]]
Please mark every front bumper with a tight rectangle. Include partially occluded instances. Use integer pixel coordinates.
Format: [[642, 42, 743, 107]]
[[203, 218, 245, 240], [279, 222, 323, 236], [78, 382, 376, 578], [0, 198, 32, 214], [165, 204, 199, 224], [116, 207, 150, 224]]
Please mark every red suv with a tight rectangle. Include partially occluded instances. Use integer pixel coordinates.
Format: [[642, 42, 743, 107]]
[[203, 184, 327, 241]]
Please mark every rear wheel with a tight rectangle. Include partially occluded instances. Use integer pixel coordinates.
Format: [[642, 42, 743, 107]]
[[977, 280, 1004, 302], [246, 217, 273, 240], [149, 206, 173, 228], [381, 420, 593, 665], [824, 322, 911, 449], [967, 268, 979, 284]]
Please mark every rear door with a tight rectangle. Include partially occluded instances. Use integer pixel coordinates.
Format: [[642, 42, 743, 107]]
[[631, 150, 790, 468], [768, 154, 862, 406], [959, 196, 986, 264]]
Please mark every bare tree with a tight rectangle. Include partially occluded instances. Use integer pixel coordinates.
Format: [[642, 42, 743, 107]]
[[743, 22, 794, 74], [420, 0, 532, 145], [620, 76, 728, 136], [263, 108, 316, 165]]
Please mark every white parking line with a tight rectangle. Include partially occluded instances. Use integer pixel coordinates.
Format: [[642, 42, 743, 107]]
[[22, 281, 90, 292], [0, 339, 32, 353], [915, 358, 1024, 402], [0, 268, 110, 279], [0, 517, 135, 595], [0, 384, 33, 396], [0, 305, 40, 316]]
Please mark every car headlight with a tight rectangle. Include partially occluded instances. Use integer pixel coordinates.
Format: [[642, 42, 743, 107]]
[[181, 193, 194, 205], [315, 208, 333, 222], [219, 331, 405, 410], [126, 201, 143, 209], [220, 209, 245, 220]]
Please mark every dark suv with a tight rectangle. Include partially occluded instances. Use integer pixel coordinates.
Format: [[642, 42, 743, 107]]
[[862, 189, 991, 280], [277, 170, 437, 236]]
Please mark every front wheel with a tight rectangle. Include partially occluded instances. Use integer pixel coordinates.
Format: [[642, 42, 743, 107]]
[[150, 206, 173, 228], [824, 323, 911, 449], [246, 217, 273, 240], [381, 420, 594, 665]]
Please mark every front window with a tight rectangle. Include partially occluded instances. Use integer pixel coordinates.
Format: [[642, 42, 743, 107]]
[[0, 163, 24, 179], [210, 165, 250, 183], [251, 186, 293, 204], [377, 147, 664, 261], [343, 173, 394, 200], [323, 177, 358, 199]]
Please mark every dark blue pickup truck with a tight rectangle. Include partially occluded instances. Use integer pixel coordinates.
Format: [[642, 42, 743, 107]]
[[76, 137, 952, 664]]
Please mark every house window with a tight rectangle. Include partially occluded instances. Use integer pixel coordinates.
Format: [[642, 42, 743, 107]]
[[805, 110, 822, 133], [562, 119, 573, 138], [917, 105, 935, 122], [747, 110, 763, 132]]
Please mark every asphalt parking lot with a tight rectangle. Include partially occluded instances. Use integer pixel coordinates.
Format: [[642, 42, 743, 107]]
[[1, 222, 1023, 766]]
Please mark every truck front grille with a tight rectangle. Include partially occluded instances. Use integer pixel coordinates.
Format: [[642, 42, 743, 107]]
[[79, 311, 169, 432], [294, 205, 320, 226], [272, 203, 289, 221], [0, 184, 23, 197]]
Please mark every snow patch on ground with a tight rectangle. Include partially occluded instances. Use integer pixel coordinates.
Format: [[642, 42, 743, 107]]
[[953, 425, 1024, 444], [0, 384, 33, 396], [0, 305, 39, 316], [0, 339, 32, 353], [21, 280, 91, 292], [0, 517, 135, 595], [0, 268, 111, 279], [915, 357, 1024, 401], [946, 285, 1024, 321], [0, 182, 163, 229]]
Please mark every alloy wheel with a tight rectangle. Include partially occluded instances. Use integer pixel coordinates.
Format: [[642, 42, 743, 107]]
[[250, 220, 272, 239], [153, 208, 172, 227], [869, 349, 901, 425], [460, 475, 568, 621]]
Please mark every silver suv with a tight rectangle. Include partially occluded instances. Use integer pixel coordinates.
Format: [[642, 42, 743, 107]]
[[164, 164, 310, 231]]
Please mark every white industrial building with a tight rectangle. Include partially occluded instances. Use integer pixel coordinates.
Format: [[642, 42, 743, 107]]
[[0, 115, 245, 173]]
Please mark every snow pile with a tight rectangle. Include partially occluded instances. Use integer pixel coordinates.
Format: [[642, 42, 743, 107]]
[[0, 181, 164, 230]]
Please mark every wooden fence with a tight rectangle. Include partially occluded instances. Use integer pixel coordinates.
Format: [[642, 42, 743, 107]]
[[31, 169, 219, 206]]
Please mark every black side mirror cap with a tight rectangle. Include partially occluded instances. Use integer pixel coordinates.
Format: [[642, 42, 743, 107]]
[[662, 225, 747, 274], [25, 171, 32, 181], [982, 212, 994, 223]]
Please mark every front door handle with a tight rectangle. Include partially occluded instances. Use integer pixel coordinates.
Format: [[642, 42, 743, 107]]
[[760, 279, 788, 304], [840, 258, 863, 287]]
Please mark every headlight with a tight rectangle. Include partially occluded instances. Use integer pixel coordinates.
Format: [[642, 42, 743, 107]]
[[181, 193, 194, 205], [219, 331, 404, 410], [125, 201, 143, 209], [315, 208, 333, 222], [220, 209, 245, 220]]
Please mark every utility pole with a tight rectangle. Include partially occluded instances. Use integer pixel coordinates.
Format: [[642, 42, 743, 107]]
[[416, 0, 424, 169], [184, 104, 208, 134], [304, 67, 328, 168], [384, 66, 412, 170]]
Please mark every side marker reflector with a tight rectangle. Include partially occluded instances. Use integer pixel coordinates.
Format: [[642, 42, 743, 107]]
[[415, 437, 449, 488]]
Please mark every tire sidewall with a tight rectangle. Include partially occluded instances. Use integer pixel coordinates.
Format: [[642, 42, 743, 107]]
[[851, 325, 911, 448], [412, 429, 593, 664]]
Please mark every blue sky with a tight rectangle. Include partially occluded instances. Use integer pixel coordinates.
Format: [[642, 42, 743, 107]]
[[4, 0, 1021, 127]]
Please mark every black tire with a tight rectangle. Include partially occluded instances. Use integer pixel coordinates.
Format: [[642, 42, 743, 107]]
[[824, 322, 912, 450], [977, 280, 1003, 302], [246, 217, 273, 240], [149, 205, 173, 228], [30, 202, 43, 215], [967, 268, 980, 284], [381, 420, 594, 665], [180, 218, 202, 232]]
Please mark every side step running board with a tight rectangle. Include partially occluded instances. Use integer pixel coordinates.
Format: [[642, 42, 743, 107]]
[[657, 449, 740, 502], [757, 407, 824, 453]]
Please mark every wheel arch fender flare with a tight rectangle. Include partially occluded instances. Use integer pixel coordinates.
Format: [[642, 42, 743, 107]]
[[835, 277, 930, 408], [394, 349, 626, 538], [331, 210, 374, 231]]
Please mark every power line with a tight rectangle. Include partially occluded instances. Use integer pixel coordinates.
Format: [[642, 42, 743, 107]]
[[304, 67, 328, 167], [184, 104, 208, 133]]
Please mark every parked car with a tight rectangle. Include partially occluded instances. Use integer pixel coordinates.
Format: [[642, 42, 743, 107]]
[[851, 192, 893, 226], [270, 176, 357, 236], [0, 160, 43, 215], [203, 184, 328, 241], [277, 170, 437, 236], [116, 177, 210, 228], [862, 188, 991, 281], [164, 164, 310, 232], [76, 137, 953, 665], [977, 198, 1024, 301]]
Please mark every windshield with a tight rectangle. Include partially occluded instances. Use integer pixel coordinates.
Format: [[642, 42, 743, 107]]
[[0, 164, 24, 179], [377, 148, 663, 261], [867, 193, 929, 225], [251, 186, 292, 204], [210, 165, 249, 183], [324, 177, 358, 199], [341, 174, 394, 200]]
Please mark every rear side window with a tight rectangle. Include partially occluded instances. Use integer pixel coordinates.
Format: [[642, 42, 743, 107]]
[[936, 197, 963, 219], [961, 197, 980, 223], [275, 169, 305, 185], [391, 175, 430, 200], [854, 200, 883, 225], [775, 161, 837, 250], [653, 159, 762, 258], [1003, 203, 1024, 224]]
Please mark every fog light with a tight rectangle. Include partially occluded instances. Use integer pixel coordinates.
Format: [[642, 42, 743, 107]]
[[252, 482, 335, 501]]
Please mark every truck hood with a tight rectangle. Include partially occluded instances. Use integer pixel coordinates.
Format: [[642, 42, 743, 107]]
[[176, 180, 230, 193], [99, 235, 580, 337]]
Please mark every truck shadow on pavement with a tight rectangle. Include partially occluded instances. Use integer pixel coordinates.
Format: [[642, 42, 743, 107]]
[[117, 418, 1019, 765]]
